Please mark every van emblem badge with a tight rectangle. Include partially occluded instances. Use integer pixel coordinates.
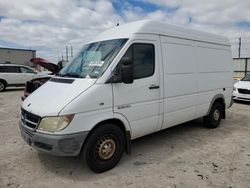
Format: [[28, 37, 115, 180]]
[[118, 104, 131, 110]]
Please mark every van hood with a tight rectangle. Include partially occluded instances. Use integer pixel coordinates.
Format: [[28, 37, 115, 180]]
[[22, 77, 96, 117], [234, 81, 250, 90]]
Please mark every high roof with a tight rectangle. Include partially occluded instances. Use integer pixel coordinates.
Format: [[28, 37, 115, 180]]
[[91, 20, 229, 46]]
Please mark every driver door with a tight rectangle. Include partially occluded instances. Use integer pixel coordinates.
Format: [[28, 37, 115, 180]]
[[112, 38, 162, 139]]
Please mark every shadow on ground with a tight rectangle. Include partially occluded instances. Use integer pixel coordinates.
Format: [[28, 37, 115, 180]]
[[4, 87, 24, 92], [233, 99, 250, 105]]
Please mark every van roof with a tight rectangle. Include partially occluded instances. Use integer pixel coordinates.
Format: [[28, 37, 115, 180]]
[[91, 20, 229, 46]]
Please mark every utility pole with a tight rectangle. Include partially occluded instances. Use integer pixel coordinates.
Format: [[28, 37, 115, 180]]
[[66, 46, 69, 62], [238, 37, 241, 58], [71, 46, 73, 58]]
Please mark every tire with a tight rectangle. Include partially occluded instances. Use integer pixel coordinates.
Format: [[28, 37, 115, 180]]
[[82, 124, 125, 173], [0, 80, 6, 92], [204, 102, 223, 129]]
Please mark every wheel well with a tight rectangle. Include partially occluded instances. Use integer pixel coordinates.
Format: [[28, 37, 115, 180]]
[[94, 119, 127, 134], [213, 98, 226, 119], [0, 79, 7, 86], [83, 119, 131, 155]]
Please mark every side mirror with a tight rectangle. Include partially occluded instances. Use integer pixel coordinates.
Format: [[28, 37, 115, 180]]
[[121, 57, 133, 84]]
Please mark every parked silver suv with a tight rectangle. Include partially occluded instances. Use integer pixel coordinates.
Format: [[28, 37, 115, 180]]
[[0, 64, 41, 92]]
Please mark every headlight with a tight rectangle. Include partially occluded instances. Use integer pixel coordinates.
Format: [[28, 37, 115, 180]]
[[37, 114, 74, 132], [233, 86, 236, 91]]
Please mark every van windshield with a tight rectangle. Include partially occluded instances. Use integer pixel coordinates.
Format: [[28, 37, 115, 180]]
[[58, 39, 128, 78]]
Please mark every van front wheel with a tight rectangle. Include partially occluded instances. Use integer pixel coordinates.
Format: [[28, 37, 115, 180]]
[[204, 102, 223, 129], [82, 124, 125, 173]]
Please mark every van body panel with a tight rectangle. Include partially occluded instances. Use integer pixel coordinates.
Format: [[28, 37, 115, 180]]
[[159, 34, 233, 130], [160, 36, 197, 129], [22, 78, 96, 116], [196, 41, 233, 115], [59, 84, 113, 115]]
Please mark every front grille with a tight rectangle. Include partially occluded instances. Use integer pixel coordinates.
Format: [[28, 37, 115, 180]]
[[238, 88, 250, 94], [21, 108, 41, 130]]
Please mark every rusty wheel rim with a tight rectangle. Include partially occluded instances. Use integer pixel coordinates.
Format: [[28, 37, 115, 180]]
[[95, 136, 116, 160]]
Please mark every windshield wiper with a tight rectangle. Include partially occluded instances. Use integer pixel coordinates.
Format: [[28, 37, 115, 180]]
[[59, 73, 82, 78]]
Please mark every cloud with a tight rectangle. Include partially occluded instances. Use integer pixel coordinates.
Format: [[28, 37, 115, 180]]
[[0, 0, 250, 62], [0, 0, 122, 62]]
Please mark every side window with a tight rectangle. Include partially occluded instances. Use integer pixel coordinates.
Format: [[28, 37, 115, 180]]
[[122, 43, 155, 79], [20, 67, 35, 73], [1, 66, 20, 73], [0, 66, 5, 73]]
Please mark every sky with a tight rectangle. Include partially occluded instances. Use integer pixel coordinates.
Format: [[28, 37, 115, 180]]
[[0, 0, 250, 63]]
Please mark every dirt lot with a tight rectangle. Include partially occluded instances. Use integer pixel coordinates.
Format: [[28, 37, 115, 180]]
[[0, 89, 250, 188]]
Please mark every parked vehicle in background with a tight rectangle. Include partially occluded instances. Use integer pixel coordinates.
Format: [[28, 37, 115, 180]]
[[233, 74, 250, 101], [19, 20, 233, 173], [0, 64, 42, 92], [21, 58, 59, 100]]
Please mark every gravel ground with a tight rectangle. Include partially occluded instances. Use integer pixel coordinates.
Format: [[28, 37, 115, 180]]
[[0, 89, 250, 188]]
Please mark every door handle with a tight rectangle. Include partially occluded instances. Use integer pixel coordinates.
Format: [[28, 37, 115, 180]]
[[149, 85, 160, 90]]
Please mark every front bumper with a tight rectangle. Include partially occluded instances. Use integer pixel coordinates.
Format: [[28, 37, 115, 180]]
[[233, 91, 250, 101], [19, 121, 89, 156]]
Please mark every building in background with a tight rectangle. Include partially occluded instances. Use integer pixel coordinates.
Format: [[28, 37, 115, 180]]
[[0, 47, 36, 67]]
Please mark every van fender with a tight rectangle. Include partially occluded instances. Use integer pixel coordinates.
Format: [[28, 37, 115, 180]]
[[64, 110, 133, 155], [113, 112, 132, 155], [113, 112, 132, 132], [81, 112, 132, 155], [206, 94, 225, 118]]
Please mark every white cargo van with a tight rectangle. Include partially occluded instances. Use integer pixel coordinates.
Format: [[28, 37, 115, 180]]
[[19, 20, 233, 173]]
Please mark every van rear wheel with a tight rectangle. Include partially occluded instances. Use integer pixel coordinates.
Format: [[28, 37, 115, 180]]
[[82, 124, 125, 173], [204, 102, 223, 128]]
